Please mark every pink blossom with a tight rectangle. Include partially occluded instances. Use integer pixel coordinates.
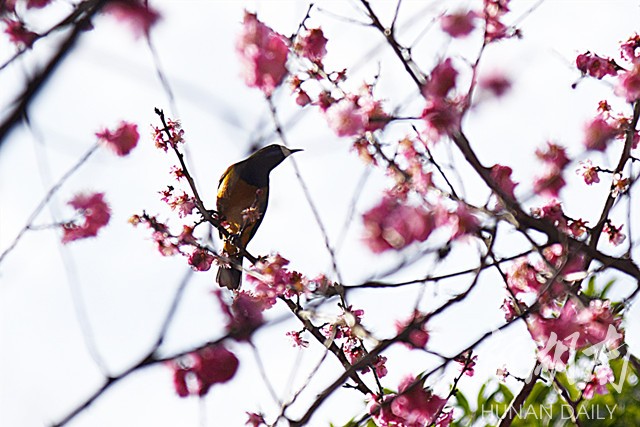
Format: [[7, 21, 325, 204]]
[[576, 52, 619, 79], [1, 1, 16, 13], [295, 90, 311, 106], [103, 0, 161, 38], [583, 118, 618, 151], [611, 173, 630, 198], [490, 164, 517, 199], [483, 0, 512, 42], [368, 377, 450, 427], [3, 19, 39, 47], [392, 376, 448, 426], [616, 63, 640, 102], [362, 196, 434, 253], [286, 331, 309, 348], [449, 203, 480, 239], [247, 254, 306, 306], [533, 168, 566, 198], [506, 259, 542, 295], [399, 138, 433, 193], [582, 366, 614, 400], [62, 192, 111, 243], [421, 98, 461, 139], [359, 94, 389, 132], [237, 11, 289, 96], [577, 160, 600, 185], [171, 345, 239, 397], [227, 292, 265, 340], [177, 225, 197, 245], [153, 118, 184, 151], [96, 121, 139, 156], [395, 312, 430, 349], [423, 58, 458, 99], [604, 222, 626, 246], [324, 97, 366, 137], [529, 298, 622, 370], [535, 142, 570, 170], [161, 189, 196, 218], [295, 28, 328, 63], [479, 72, 512, 98], [620, 34, 640, 63], [440, 11, 476, 38], [245, 412, 266, 427], [454, 352, 477, 377], [373, 355, 388, 378], [531, 199, 565, 226], [501, 298, 517, 321], [569, 218, 588, 238], [188, 248, 214, 271]]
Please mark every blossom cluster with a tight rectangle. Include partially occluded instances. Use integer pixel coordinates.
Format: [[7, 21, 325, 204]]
[[1, 0, 160, 49], [368, 376, 452, 427]]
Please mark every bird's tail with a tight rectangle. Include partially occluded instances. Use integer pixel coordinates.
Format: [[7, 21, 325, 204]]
[[216, 254, 243, 290]]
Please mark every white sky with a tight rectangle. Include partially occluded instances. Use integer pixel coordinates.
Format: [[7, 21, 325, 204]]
[[1, 1, 640, 426]]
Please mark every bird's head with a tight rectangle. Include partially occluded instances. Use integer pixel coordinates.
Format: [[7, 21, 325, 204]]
[[248, 144, 302, 173]]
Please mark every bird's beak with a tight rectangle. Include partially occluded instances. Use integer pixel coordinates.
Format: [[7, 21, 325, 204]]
[[283, 147, 303, 157]]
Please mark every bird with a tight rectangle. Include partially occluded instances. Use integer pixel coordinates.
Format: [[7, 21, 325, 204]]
[[216, 144, 301, 290]]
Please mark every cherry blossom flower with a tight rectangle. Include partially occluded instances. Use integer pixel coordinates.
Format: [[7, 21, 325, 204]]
[[325, 97, 365, 137], [188, 248, 214, 271], [611, 173, 630, 198], [583, 117, 618, 151], [3, 18, 38, 47], [490, 164, 517, 199], [286, 331, 309, 348], [362, 196, 434, 252], [423, 58, 458, 99], [421, 98, 461, 139], [569, 218, 589, 238], [153, 118, 184, 151], [582, 366, 614, 400], [295, 90, 311, 106], [604, 222, 626, 246], [496, 366, 509, 381], [247, 254, 306, 306], [479, 72, 512, 98], [529, 298, 622, 370], [506, 259, 542, 295], [448, 203, 481, 239], [171, 345, 239, 397], [440, 11, 476, 38], [620, 34, 640, 63], [576, 52, 619, 79], [237, 11, 289, 96], [368, 376, 450, 427], [161, 189, 196, 218], [616, 63, 640, 102], [324, 91, 388, 137], [393, 376, 448, 426], [395, 312, 430, 349], [503, 300, 520, 325], [577, 160, 600, 185], [295, 28, 328, 63], [103, 0, 161, 38], [535, 142, 570, 170], [61, 192, 111, 243], [454, 351, 477, 377], [245, 412, 266, 427], [531, 199, 565, 228], [96, 121, 139, 156], [533, 168, 566, 198], [483, 0, 513, 42]]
